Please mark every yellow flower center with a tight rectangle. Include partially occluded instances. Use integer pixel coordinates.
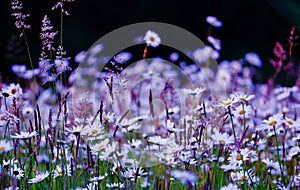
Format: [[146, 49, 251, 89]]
[[91, 129, 98, 134], [58, 170, 63, 174], [0, 116, 5, 120], [287, 120, 293, 125], [241, 175, 247, 179], [98, 145, 105, 150], [236, 154, 242, 161], [224, 101, 231, 106], [171, 149, 177, 153], [269, 120, 277, 126], [240, 97, 246, 101], [104, 117, 110, 121], [239, 110, 246, 115], [37, 177, 43, 181], [0, 147, 5, 151], [219, 139, 226, 144]]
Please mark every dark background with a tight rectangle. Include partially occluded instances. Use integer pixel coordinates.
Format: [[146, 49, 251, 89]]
[[0, 0, 299, 84]]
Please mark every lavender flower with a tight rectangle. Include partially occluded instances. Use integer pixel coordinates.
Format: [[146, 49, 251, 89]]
[[11, 0, 31, 37], [40, 15, 58, 53]]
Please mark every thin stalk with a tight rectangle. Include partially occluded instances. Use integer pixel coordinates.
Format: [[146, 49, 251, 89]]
[[272, 124, 286, 186], [228, 106, 237, 142]]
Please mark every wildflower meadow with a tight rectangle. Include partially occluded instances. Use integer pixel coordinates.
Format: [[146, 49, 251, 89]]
[[1, 0, 300, 189]]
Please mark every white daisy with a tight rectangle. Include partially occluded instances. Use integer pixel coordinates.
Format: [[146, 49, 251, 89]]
[[165, 120, 183, 133], [260, 113, 284, 131], [106, 182, 125, 188], [207, 36, 221, 50], [232, 93, 255, 103], [52, 165, 72, 178], [218, 96, 238, 108], [11, 131, 37, 139], [28, 171, 49, 183], [193, 46, 219, 63], [1, 83, 23, 98], [220, 183, 241, 190], [182, 87, 206, 96], [245, 52, 262, 67], [90, 138, 110, 156], [171, 170, 197, 185], [89, 173, 107, 182], [122, 167, 147, 180], [0, 140, 13, 154], [8, 165, 24, 180], [210, 130, 235, 145], [232, 104, 252, 119], [206, 16, 223, 27], [143, 30, 161, 48]]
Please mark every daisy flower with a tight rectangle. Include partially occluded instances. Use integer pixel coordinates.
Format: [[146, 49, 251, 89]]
[[148, 136, 168, 146], [122, 167, 147, 180], [179, 152, 197, 165], [284, 117, 299, 128], [260, 113, 284, 131], [230, 169, 255, 182], [207, 36, 221, 50], [28, 171, 49, 183], [165, 120, 183, 133], [220, 164, 241, 172], [127, 139, 143, 149], [166, 143, 184, 154], [8, 165, 24, 180], [3, 159, 18, 167], [89, 173, 108, 182], [83, 122, 104, 138], [143, 30, 161, 48], [1, 83, 23, 98], [0, 140, 13, 154], [182, 87, 206, 96], [169, 52, 180, 62], [114, 52, 132, 64], [102, 112, 115, 122], [11, 131, 37, 139], [245, 52, 262, 67], [232, 104, 252, 118], [90, 138, 110, 156], [218, 96, 238, 108], [74, 50, 86, 63], [220, 183, 241, 190], [210, 130, 235, 145], [262, 158, 280, 170], [232, 93, 255, 103], [99, 141, 118, 160], [52, 165, 72, 178], [206, 16, 223, 27], [228, 148, 250, 166], [168, 106, 180, 115], [193, 46, 219, 63], [106, 183, 125, 188], [171, 170, 197, 185], [65, 125, 83, 136], [0, 112, 8, 126]]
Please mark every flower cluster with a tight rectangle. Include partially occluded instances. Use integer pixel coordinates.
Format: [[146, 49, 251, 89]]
[[3, 4, 300, 189]]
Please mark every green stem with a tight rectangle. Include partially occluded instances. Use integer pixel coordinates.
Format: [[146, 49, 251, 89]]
[[272, 125, 286, 186], [227, 106, 237, 142]]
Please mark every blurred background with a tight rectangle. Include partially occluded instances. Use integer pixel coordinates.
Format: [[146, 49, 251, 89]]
[[0, 0, 299, 84]]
